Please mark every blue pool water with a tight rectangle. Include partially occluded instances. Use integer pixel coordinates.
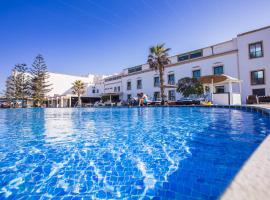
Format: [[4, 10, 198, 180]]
[[0, 107, 269, 199]]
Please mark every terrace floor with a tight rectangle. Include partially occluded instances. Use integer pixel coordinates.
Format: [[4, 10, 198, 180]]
[[249, 103, 270, 109]]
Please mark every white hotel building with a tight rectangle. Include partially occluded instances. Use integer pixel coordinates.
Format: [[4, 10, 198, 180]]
[[47, 26, 270, 107]]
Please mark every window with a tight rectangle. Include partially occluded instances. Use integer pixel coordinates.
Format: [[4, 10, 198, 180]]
[[128, 65, 142, 74], [167, 74, 175, 85], [127, 94, 131, 100], [215, 86, 225, 93], [193, 69, 201, 78], [92, 89, 96, 93], [252, 88, 265, 96], [127, 81, 131, 90], [154, 77, 160, 87], [190, 50, 203, 59], [137, 79, 142, 89], [168, 90, 176, 101], [249, 42, 263, 59], [114, 87, 117, 92], [178, 50, 203, 62], [178, 54, 189, 62], [118, 86, 120, 92], [251, 70, 265, 85], [97, 89, 99, 93], [153, 92, 160, 101], [213, 66, 224, 75], [104, 75, 121, 82]]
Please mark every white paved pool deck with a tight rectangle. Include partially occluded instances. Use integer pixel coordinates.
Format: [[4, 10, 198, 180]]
[[221, 104, 270, 200]]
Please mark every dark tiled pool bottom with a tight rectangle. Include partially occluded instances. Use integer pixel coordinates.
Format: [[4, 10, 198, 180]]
[[0, 107, 269, 199]]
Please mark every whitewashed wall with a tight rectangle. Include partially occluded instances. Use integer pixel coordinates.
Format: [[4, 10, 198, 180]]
[[237, 27, 270, 102], [47, 73, 95, 97], [120, 51, 239, 101], [43, 26, 270, 104]]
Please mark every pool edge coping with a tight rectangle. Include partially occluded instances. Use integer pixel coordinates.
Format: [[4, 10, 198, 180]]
[[221, 135, 270, 200], [218, 104, 270, 200]]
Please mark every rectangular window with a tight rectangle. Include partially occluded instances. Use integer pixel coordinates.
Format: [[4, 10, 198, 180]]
[[128, 65, 142, 74], [178, 50, 203, 62], [127, 81, 131, 90], [251, 70, 265, 85], [154, 77, 160, 87], [213, 66, 224, 75], [193, 69, 201, 78], [178, 54, 189, 62], [118, 86, 120, 92], [127, 94, 131, 100], [190, 50, 203, 59], [168, 74, 175, 85], [249, 41, 263, 59], [252, 88, 265, 96], [114, 87, 117, 92], [215, 86, 225, 93], [137, 79, 142, 89], [92, 89, 95, 93], [104, 76, 121, 82], [168, 90, 176, 101], [153, 92, 160, 101], [97, 89, 99, 93]]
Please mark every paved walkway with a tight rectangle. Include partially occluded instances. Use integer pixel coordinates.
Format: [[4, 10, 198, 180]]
[[221, 104, 270, 200], [249, 104, 270, 110]]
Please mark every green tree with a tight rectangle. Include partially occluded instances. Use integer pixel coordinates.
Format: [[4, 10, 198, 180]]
[[5, 64, 30, 106], [72, 80, 85, 107], [14, 64, 30, 106], [30, 54, 52, 107], [177, 77, 204, 97], [5, 75, 15, 102], [147, 44, 171, 104]]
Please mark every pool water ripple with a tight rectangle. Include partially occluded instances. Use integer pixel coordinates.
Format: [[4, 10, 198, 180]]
[[0, 107, 269, 199]]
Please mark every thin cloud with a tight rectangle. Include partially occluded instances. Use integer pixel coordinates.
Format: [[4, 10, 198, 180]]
[[85, 0, 122, 19], [57, 0, 121, 29]]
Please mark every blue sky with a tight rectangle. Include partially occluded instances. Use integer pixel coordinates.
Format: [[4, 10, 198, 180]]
[[0, 0, 270, 92]]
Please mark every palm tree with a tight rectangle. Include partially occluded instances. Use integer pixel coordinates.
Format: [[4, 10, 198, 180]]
[[147, 44, 171, 105], [72, 80, 85, 107]]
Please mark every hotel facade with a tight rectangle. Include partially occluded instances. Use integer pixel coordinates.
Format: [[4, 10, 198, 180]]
[[45, 26, 269, 107]]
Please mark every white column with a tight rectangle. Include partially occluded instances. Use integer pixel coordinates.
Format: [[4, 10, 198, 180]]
[[60, 97, 64, 108], [239, 81, 243, 104], [211, 79, 214, 102], [239, 82, 242, 94], [228, 81, 233, 105], [228, 81, 233, 93]]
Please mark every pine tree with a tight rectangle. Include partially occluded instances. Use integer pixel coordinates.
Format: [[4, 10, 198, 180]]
[[5, 64, 30, 106], [5, 75, 15, 102], [14, 64, 31, 106], [30, 54, 52, 107]]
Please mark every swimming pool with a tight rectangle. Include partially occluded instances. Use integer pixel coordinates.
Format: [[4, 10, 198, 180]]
[[0, 107, 269, 199]]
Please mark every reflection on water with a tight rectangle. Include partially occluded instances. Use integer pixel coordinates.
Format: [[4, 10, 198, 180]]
[[0, 107, 269, 199], [44, 109, 75, 144]]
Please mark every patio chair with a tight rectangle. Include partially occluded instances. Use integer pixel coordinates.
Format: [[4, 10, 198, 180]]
[[246, 95, 258, 104]]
